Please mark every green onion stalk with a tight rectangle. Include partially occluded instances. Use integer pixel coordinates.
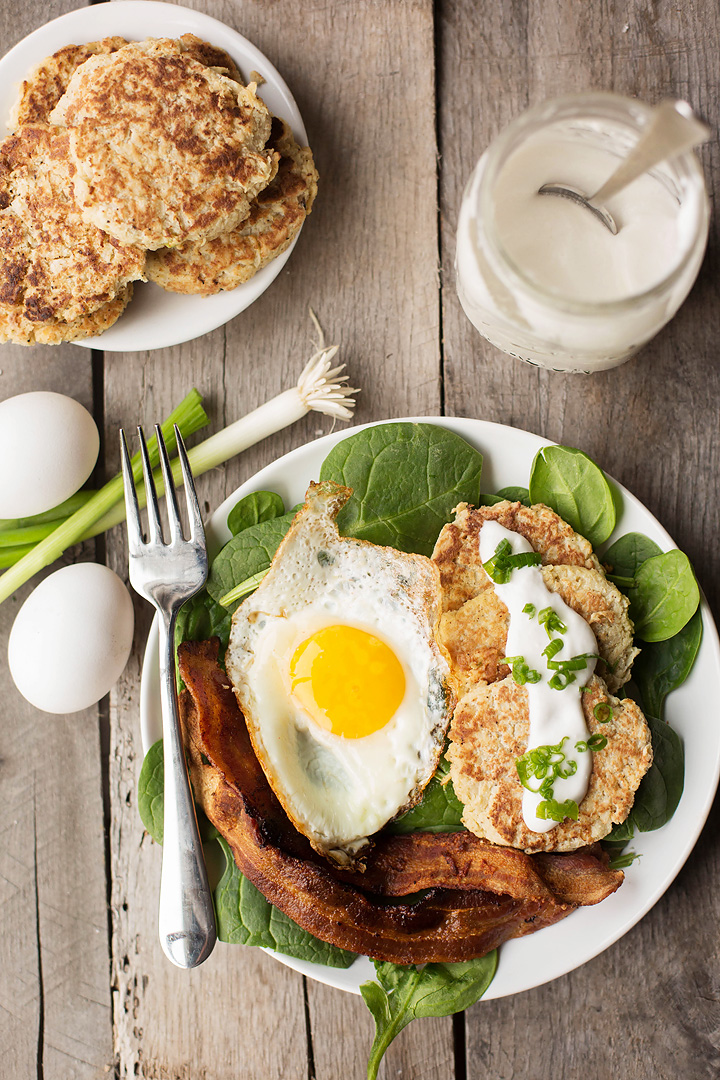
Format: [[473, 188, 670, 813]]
[[0, 391, 208, 604], [0, 334, 357, 603], [83, 339, 355, 539]]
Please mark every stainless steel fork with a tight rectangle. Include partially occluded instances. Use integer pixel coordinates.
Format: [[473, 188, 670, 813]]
[[120, 423, 216, 969]]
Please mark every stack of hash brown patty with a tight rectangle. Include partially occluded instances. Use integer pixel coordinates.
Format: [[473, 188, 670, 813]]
[[0, 35, 318, 344]]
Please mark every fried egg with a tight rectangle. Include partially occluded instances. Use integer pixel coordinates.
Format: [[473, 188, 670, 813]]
[[225, 481, 453, 865]]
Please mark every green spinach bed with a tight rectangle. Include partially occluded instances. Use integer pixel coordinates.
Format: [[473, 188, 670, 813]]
[[138, 423, 701, 1079]]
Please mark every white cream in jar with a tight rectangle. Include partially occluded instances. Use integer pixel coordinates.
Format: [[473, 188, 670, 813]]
[[479, 521, 598, 831], [456, 93, 709, 372]]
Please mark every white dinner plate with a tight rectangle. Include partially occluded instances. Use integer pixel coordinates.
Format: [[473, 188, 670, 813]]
[[0, 1, 308, 352], [140, 417, 720, 998]]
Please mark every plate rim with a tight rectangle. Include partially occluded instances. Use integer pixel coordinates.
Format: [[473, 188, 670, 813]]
[[0, 0, 308, 353], [139, 415, 720, 998]]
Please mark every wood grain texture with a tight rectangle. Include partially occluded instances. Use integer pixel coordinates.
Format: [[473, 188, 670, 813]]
[[2, 0, 719, 1077], [0, 349, 113, 1080], [438, 2, 720, 1077], [0, 1, 114, 1066]]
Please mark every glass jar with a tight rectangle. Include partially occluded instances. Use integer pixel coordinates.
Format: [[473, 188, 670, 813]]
[[456, 93, 709, 373]]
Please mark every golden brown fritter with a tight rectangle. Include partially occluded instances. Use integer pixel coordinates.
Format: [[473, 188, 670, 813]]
[[540, 565, 639, 692], [434, 501, 602, 615], [174, 32, 243, 81], [439, 562, 637, 697], [8, 34, 242, 129], [146, 117, 318, 294], [433, 501, 626, 698], [0, 124, 145, 341], [0, 283, 133, 345], [447, 674, 652, 852], [432, 500, 648, 852], [50, 38, 277, 250], [9, 37, 128, 127]]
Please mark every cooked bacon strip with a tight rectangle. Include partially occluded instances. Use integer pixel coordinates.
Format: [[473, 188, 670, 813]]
[[337, 833, 622, 906], [177, 640, 621, 962], [532, 848, 624, 906]]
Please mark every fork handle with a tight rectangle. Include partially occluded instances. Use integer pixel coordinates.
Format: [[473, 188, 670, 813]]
[[157, 609, 217, 968]]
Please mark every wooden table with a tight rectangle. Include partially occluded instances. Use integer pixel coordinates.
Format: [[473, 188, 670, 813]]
[[1, 1, 718, 1077]]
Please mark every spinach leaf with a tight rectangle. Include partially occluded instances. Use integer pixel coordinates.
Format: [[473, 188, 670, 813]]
[[631, 715, 684, 832], [138, 738, 164, 845], [605, 715, 684, 842], [604, 532, 662, 583], [215, 838, 356, 967], [605, 818, 635, 845], [361, 954, 497, 1080], [479, 493, 503, 506], [496, 485, 531, 505], [137, 740, 217, 845], [528, 445, 616, 546], [319, 422, 483, 556], [633, 608, 703, 717], [206, 511, 296, 611], [629, 550, 700, 642], [387, 758, 464, 834], [176, 590, 232, 653], [227, 491, 285, 536]]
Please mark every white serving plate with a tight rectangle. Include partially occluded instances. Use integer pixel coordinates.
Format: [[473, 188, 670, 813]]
[[0, 1, 308, 352], [140, 417, 720, 998]]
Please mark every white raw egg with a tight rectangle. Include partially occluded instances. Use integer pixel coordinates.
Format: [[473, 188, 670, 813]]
[[8, 563, 135, 713], [0, 391, 99, 517]]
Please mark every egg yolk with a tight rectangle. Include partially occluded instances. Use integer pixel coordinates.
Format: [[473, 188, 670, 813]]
[[289, 625, 406, 738]]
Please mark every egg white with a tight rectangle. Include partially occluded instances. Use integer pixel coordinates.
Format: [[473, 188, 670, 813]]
[[226, 482, 451, 864]]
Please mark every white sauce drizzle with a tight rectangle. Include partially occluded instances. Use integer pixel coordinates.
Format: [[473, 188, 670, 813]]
[[479, 520, 598, 832]]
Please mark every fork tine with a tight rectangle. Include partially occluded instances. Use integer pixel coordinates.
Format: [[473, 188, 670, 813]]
[[155, 425, 183, 542], [120, 429, 144, 554], [174, 425, 205, 544], [137, 426, 162, 544]]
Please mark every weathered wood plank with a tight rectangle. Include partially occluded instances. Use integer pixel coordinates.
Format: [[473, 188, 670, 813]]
[[438, 1, 720, 1077], [0, 349, 113, 1080], [0, 7, 116, 1073]]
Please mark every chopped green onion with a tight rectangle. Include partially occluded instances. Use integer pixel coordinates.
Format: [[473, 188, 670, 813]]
[[576, 734, 608, 753], [537, 798, 579, 822], [484, 539, 542, 584], [543, 638, 564, 662], [516, 737, 573, 795], [502, 655, 542, 686], [539, 776, 555, 799], [593, 702, 614, 723], [538, 606, 567, 637], [549, 671, 576, 690], [523, 603, 536, 617]]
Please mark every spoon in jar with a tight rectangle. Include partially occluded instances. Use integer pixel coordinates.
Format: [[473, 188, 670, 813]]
[[538, 99, 711, 235]]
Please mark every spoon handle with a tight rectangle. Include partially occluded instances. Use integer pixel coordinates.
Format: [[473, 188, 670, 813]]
[[590, 99, 710, 206]]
